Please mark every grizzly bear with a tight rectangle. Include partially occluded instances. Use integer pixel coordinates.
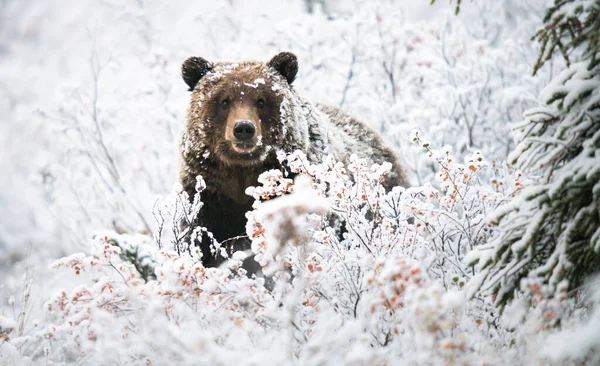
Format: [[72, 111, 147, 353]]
[[179, 52, 409, 270]]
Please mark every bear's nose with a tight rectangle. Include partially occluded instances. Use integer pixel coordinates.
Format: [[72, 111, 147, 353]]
[[233, 121, 256, 141]]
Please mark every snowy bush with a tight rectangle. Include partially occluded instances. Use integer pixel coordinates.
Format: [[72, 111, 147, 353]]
[[538, 275, 600, 364], [1, 138, 527, 364]]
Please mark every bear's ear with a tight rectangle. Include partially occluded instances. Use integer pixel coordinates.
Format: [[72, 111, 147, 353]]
[[267, 52, 298, 85], [182, 57, 213, 91]]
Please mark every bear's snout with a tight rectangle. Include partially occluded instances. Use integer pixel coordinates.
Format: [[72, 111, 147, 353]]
[[233, 121, 256, 141]]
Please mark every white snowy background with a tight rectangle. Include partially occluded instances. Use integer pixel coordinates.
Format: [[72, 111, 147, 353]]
[[1, 0, 597, 365]]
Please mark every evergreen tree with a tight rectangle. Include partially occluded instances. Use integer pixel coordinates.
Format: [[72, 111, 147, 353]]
[[469, 0, 600, 309]]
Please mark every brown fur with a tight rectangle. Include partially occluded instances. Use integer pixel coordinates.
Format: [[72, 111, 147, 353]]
[[180, 62, 286, 204]]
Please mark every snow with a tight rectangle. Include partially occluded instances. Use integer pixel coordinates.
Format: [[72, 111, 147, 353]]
[[0, 315, 17, 331], [243, 78, 266, 88], [2, 0, 595, 364]]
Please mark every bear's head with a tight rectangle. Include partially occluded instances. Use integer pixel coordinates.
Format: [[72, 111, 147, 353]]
[[182, 52, 301, 167]]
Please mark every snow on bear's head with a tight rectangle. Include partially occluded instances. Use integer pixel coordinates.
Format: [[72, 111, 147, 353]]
[[181, 52, 301, 167]]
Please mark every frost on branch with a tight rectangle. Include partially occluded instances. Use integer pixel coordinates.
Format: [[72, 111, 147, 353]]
[[409, 131, 524, 290], [153, 177, 206, 256], [42, 234, 274, 364]]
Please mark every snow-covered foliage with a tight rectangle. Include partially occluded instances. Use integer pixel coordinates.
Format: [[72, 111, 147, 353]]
[[2, 143, 518, 364], [2, 0, 599, 364], [468, 0, 600, 311]]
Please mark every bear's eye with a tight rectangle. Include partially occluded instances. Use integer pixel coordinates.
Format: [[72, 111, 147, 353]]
[[256, 98, 265, 109], [221, 98, 230, 109]]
